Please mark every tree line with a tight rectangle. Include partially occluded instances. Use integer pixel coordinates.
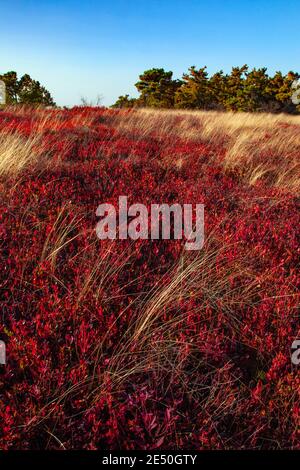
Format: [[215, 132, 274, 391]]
[[112, 66, 300, 113], [1, 67, 299, 112], [0, 71, 55, 106]]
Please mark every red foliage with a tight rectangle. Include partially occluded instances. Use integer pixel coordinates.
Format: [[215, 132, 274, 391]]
[[0, 107, 299, 449]]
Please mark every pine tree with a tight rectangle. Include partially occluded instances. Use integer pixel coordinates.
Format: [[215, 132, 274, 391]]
[[111, 94, 137, 108], [113, 66, 300, 114], [271, 71, 299, 113], [243, 68, 271, 112], [175, 67, 214, 109], [223, 65, 248, 111], [135, 68, 182, 108], [0, 71, 55, 106]]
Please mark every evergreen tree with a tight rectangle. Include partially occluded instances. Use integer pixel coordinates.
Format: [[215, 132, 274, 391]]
[[0, 71, 19, 104], [135, 68, 182, 108], [271, 71, 299, 113], [111, 94, 137, 108], [222, 65, 248, 111], [208, 71, 227, 110], [243, 68, 271, 112], [112, 66, 300, 114], [0, 71, 55, 106], [175, 67, 214, 109]]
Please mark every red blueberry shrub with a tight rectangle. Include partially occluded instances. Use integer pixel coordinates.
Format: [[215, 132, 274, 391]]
[[0, 106, 299, 449]]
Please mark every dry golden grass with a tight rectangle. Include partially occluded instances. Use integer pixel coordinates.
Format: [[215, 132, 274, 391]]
[[40, 205, 84, 270], [113, 109, 300, 193], [1, 106, 299, 192], [114, 107, 300, 142], [89, 232, 262, 401], [0, 132, 42, 178], [0, 107, 98, 182], [27, 225, 263, 428]]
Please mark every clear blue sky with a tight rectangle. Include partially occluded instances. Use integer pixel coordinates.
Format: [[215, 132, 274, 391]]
[[1, 0, 299, 106]]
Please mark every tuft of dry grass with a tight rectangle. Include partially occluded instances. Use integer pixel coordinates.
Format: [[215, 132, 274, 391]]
[[1, 107, 299, 191], [113, 109, 300, 193], [0, 132, 41, 178], [93, 234, 261, 400], [40, 205, 84, 270]]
